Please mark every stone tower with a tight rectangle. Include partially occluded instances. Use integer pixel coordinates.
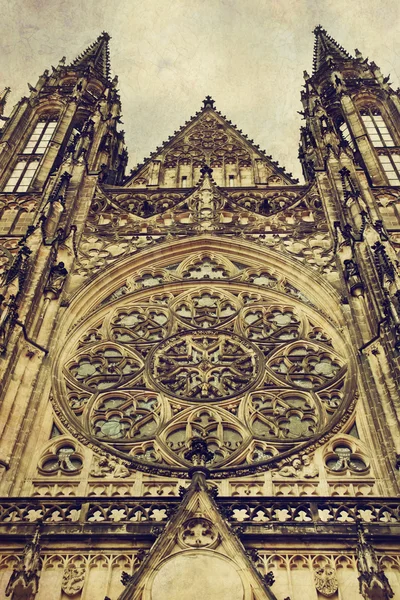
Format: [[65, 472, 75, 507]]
[[0, 27, 399, 600]]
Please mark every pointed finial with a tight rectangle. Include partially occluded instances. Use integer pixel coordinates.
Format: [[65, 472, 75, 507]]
[[70, 32, 112, 80], [312, 25, 352, 73], [200, 164, 213, 178], [32, 524, 41, 546], [184, 438, 214, 470], [0, 87, 11, 117], [356, 521, 394, 599], [5, 524, 42, 598], [202, 95, 215, 109], [313, 24, 324, 34]]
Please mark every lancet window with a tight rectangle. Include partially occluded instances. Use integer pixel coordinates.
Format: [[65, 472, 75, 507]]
[[360, 108, 395, 148], [377, 152, 400, 185], [336, 118, 355, 150], [3, 118, 57, 192]]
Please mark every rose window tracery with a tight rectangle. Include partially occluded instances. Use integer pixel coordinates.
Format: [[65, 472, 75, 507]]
[[182, 258, 230, 280], [243, 306, 301, 343], [67, 345, 143, 391], [111, 307, 170, 343], [267, 342, 344, 390], [91, 392, 161, 441], [248, 391, 318, 440], [172, 290, 238, 328], [150, 330, 260, 400], [55, 259, 354, 476]]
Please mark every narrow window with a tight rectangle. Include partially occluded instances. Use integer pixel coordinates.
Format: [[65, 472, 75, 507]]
[[229, 175, 235, 187], [3, 118, 57, 192], [378, 153, 400, 185], [4, 159, 41, 192], [361, 109, 395, 147], [181, 175, 188, 188], [22, 121, 57, 155], [338, 120, 355, 150]]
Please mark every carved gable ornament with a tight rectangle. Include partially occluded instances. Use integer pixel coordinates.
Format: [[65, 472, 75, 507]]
[[178, 516, 219, 549], [314, 564, 339, 597], [117, 468, 277, 600], [186, 166, 226, 230]]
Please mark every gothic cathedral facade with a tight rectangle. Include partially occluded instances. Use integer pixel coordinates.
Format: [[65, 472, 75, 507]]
[[0, 27, 399, 600]]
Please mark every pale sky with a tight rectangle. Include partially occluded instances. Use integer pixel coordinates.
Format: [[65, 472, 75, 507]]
[[0, 0, 399, 181]]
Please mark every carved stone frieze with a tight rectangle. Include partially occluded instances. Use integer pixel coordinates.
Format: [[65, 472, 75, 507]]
[[72, 180, 331, 280]]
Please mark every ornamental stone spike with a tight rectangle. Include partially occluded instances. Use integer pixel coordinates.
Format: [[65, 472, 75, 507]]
[[356, 522, 394, 600], [202, 95, 215, 109], [0, 87, 11, 117], [5, 525, 42, 599], [184, 438, 214, 472]]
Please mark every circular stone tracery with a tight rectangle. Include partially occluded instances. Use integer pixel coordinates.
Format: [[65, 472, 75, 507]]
[[55, 275, 354, 476], [149, 330, 260, 401]]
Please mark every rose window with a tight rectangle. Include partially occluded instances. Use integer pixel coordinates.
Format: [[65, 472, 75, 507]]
[[150, 331, 260, 400], [55, 278, 352, 476]]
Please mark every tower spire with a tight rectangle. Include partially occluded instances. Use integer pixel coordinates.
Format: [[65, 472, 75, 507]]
[[312, 25, 352, 73], [69, 31, 111, 80]]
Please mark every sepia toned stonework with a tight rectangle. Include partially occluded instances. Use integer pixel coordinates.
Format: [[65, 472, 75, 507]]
[[0, 26, 399, 600]]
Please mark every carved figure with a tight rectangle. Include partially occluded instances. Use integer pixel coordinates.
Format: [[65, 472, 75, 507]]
[[90, 455, 130, 478], [344, 259, 364, 296], [301, 454, 319, 478], [44, 262, 68, 297], [277, 455, 318, 478]]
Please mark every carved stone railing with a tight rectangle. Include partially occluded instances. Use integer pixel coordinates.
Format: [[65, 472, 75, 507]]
[[0, 498, 178, 525], [0, 497, 399, 531], [218, 497, 400, 525]]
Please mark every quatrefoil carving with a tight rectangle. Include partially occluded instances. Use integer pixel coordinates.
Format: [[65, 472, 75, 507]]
[[179, 517, 219, 548]]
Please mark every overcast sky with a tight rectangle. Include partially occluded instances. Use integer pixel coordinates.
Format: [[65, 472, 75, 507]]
[[0, 0, 399, 181]]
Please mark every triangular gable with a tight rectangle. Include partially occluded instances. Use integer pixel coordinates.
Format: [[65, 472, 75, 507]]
[[118, 471, 278, 600], [124, 97, 297, 188], [118, 444, 278, 600]]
